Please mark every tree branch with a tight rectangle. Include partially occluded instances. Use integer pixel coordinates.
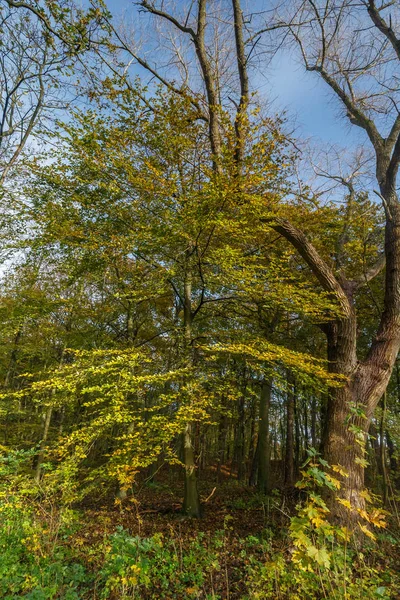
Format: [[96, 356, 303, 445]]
[[366, 0, 400, 61], [262, 216, 352, 317], [139, 1, 196, 37], [352, 253, 386, 287], [311, 64, 383, 150]]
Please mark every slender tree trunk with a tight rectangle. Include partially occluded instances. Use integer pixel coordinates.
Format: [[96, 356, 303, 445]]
[[368, 421, 381, 488], [217, 412, 228, 482], [182, 257, 201, 517], [35, 406, 53, 483], [294, 392, 301, 475], [236, 379, 246, 481], [183, 422, 201, 516], [284, 373, 295, 488], [35, 349, 66, 483], [380, 393, 389, 505], [248, 393, 258, 485], [249, 438, 259, 487], [386, 430, 397, 472], [257, 379, 272, 493], [5, 327, 22, 388], [311, 394, 317, 449], [303, 391, 309, 451]]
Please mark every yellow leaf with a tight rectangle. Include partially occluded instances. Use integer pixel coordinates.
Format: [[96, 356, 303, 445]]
[[357, 508, 370, 522], [332, 464, 349, 477], [360, 489, 372, 503], [358, 523, 376, 541], [325, 474, 341, 489], [337, 498, 352, 510]]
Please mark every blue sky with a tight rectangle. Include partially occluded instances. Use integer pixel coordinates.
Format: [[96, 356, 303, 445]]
[[104, 0, 365, 150], [266, 50, 364, 148]]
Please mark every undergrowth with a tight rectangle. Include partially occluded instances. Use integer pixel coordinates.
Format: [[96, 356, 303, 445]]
[[0, 449, 399, 599], [0, 496, 398, 599]]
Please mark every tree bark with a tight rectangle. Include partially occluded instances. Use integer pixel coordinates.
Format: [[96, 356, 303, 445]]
[[235, 376, 246, 481], [183, 421, 201, 517], [34, 406, 53, 483], [217, 412, 228, 483]]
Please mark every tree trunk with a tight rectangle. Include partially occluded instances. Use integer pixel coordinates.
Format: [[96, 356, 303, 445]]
[[284, 373, 295, 488], [217, 413, 228, 482], [294, 391, 301, 475], [311, 394, 317, 449], [35, 406, 53, 483], [248, 391, 259, 486], [183, 422, 201, 517], [322, 308, 367, 521], [379, 393, 389, 505], [182, 256, 201, 517], [257, 379, 272, 493], [235, 380, 246, 481]]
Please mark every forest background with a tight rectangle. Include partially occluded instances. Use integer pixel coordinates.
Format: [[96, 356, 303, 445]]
[[0, 0, 400, 598]]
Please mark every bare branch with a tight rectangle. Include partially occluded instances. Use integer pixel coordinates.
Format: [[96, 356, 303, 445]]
[[139, 1, 196, 37], [366, 0, 400, 60]]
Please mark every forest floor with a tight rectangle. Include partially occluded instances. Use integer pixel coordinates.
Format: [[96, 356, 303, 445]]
[[72, 467, 286, 598], [1, 465, 400, 599], [63, 467, 400, 599]]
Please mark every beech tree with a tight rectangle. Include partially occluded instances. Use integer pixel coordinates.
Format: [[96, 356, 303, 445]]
[[1, 0, 398, 531], [99, 0, 400, 524]]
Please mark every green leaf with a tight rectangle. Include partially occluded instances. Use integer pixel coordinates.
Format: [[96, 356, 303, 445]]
[[306, 545, 331, 569]]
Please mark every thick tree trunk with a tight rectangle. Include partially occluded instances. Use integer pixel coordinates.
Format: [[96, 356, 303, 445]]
[[265, 89, 400, 528], [322, 308, 368, 521], [323, 382, 366, 519]]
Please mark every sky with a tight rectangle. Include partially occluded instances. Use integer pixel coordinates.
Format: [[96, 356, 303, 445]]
[[265, 51, 364, 148], [104, 0, 365, 151]]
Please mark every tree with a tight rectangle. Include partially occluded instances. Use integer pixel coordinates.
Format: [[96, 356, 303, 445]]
[[250, 0, 400, 522], [0, 0, 104, 185]]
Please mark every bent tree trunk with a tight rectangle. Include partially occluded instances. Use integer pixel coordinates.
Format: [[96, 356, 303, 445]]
[[267, 185, 400, 525], [324, 286, 400, 522]]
